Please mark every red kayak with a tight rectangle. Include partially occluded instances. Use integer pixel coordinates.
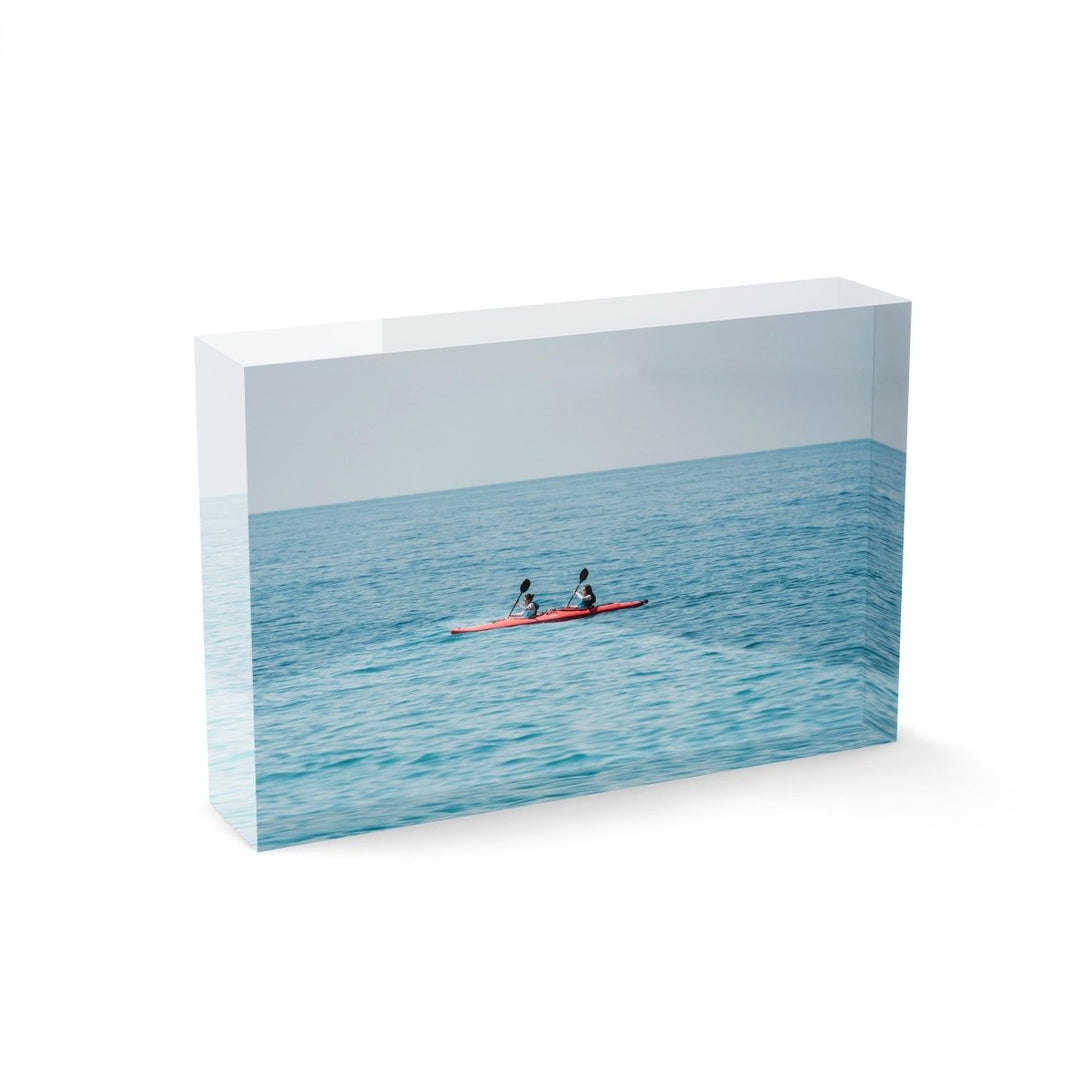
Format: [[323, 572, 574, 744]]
[[450, 600, 648, 635]]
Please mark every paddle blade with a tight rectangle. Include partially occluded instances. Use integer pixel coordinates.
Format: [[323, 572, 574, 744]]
[[520, 578, 531, 592], [579, 568, 588, 582]]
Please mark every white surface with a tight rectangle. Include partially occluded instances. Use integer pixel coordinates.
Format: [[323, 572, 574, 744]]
[[2, 3, 1077, 1079], [201, 277, 905, 366]]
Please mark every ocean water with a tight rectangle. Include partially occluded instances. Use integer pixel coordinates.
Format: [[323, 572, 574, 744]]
[[228, 439, 905, 848]]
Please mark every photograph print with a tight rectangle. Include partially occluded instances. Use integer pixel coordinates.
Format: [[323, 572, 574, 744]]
[[198, 287, 910, 849]]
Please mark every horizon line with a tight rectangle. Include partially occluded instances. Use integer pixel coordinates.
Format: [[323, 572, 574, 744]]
[[233, 437, 903, 518]]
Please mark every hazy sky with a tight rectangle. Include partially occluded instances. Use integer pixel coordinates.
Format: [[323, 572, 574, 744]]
[[234, 305, 908, 513]]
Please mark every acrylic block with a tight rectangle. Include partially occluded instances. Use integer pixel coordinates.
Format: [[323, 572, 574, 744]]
[[195, 278, 911, 849]]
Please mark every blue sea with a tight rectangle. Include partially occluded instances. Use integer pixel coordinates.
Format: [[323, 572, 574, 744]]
[[205, 439, 905, 848]]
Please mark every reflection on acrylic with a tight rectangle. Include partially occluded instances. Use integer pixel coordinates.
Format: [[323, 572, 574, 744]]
[[199, 493, 257, 846]]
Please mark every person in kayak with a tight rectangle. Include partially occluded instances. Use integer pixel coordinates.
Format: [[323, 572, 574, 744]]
[[572, 583, 597, 610], [511, 592, 540, 619]]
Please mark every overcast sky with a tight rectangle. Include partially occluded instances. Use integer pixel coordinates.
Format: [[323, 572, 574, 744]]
[[225, 304, 908, 513]]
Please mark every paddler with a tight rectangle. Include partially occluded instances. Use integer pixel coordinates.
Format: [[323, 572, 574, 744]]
[[511, 592, 540, 619], [572, 583, 597, 610]]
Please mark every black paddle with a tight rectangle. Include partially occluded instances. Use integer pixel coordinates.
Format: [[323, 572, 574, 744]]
[[565, 567, 588, 608], [508, 578, 531, 617]]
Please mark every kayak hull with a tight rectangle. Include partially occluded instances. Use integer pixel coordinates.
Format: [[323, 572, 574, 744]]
[[450, 599, 648, 635]]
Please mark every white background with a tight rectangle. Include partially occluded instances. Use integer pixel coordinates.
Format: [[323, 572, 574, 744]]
[[2, 2, 1077, 1077]]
